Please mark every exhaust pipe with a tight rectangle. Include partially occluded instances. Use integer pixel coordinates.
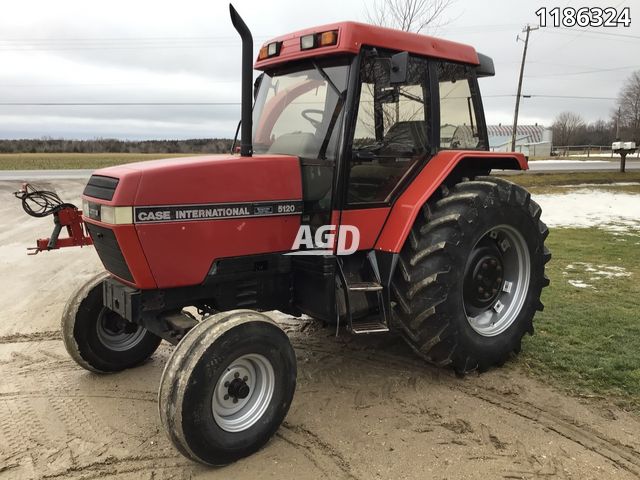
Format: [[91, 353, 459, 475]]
[[229, 4, 253, 157]]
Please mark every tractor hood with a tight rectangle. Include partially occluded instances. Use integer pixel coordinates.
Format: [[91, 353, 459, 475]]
[[83, 154, 303, 207]]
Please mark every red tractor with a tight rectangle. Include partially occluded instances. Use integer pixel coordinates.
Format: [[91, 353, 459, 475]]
[[17, 5, 550, 466]]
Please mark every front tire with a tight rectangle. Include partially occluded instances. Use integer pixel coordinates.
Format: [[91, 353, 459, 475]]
[[391, 177, 551, 373], [61, 272, 161, 373], [158, 310, 297, 466]]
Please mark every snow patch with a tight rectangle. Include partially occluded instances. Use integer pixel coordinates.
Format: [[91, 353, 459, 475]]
[[564, 263, 631, 289], [535, 190, 640, 231]]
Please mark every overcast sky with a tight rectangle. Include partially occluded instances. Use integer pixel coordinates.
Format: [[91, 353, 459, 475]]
[[0, 0, 638, 140]]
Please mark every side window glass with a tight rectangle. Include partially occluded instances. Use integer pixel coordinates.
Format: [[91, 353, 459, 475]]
[[438, 62, 480, 149], [348, 53, 430, 205]]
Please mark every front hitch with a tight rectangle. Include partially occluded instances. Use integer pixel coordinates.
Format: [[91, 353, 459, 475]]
[[14, 183, 93, 254]]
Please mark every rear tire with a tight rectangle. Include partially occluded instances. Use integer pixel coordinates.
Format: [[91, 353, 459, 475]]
[[158, 310, 297, 466], [391, 177, 551, 373], [62, 272, 161, 373]]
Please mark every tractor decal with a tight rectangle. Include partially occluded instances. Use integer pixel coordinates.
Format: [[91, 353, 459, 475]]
[[133, 200, 303, 223]]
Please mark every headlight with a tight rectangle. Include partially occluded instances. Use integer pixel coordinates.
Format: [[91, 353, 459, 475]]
[[82, 199, 132, 225], [100, 205, 133, 225]]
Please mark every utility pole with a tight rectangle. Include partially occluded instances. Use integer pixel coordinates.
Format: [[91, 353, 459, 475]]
[[511, 24, 538, 152]]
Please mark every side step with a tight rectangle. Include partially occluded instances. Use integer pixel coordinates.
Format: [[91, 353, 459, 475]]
[[348, 282, 383, 292], [350, 320, 389, 334], [347, 281, 389, 334], [336, 254, 390, 335]]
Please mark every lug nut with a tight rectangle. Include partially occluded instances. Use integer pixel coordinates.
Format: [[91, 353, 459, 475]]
[[477, 274, 483, 280], [224, 394, 229, 400], [490, 259, 497, 266], [492, 288, 497, 294], [233, 398, 238, 404], [497, 277, 502, 283], [224, 381, 229, 387], [482, 263, 488, 270], [243, 376, 248, 381], [478, 287, 484, 294], [234, 372, 239, 378]]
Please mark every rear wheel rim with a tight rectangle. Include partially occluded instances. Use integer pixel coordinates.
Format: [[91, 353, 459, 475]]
[[211, 353, 275, 433], [463, 225, 530, 337], [95, 308, 146, 351]]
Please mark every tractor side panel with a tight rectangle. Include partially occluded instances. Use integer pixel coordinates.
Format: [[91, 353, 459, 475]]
[[136, 216, 301, 289], [374, 151, 527, 253]]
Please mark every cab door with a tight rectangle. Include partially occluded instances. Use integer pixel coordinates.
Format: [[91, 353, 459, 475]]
[[337, 49, 433, 251]]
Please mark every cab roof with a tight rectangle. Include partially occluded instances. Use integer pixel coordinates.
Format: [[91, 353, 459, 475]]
[[254, 21, 480, 70]]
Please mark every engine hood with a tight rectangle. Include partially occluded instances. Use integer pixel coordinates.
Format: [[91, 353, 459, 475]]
[[85, 154, 302, 206]]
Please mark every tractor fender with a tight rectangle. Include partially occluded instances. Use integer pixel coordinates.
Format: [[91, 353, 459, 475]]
[[374, 150, 527, 253]]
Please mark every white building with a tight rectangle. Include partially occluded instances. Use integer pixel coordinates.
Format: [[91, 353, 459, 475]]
[[487, 125, 553, 157]]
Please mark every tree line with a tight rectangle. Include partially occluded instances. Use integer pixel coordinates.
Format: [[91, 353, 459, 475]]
[[0, 138, 234, 154], [553, 70, 640, 146]]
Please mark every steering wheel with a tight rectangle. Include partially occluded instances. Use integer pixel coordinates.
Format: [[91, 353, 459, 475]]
[[301, 109, 324, 130]]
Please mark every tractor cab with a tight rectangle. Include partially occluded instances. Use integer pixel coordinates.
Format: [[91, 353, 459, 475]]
[[251, 23, 493, 226]]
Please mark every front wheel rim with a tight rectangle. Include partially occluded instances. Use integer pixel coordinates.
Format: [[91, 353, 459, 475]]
[[212, 353, 275, 433], [95, 308, 147, 351], [463, 225, 531, 337]]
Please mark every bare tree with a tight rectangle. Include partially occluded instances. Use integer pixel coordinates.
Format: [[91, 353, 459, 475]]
[[365, 0, 455, 33], [552, 111, 585, 146], [617, 70, 640, 141]]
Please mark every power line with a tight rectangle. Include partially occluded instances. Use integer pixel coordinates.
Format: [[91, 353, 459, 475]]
[[525, 65, 640, 78], [0, 102, 240, 106], [0, 34, 274, 52], [0, 81, 239, 88], [0, 95, 617, 106], [526, 94, 617, 100], [555, 27, 640, 40]]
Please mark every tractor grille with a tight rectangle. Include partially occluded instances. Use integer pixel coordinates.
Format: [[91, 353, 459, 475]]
[[83, 175, 119, 201], [86, 223, 133, 282]]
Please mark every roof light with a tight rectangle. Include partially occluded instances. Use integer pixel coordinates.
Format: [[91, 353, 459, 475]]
[[300, 34, 316, 50], [258, 41, 282, 60], [318, 30, 338, 47], [268, 42, 280, 56], [300, 30, 338, 51]]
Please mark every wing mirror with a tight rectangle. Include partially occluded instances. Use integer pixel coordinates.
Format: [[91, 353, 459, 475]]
[[253, 73, 264, 101], [389, 51, 409, 84]]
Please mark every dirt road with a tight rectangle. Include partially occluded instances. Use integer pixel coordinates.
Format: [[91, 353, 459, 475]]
[[2, 180, 640, 479]]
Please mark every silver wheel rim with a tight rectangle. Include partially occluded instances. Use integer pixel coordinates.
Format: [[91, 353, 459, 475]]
[[96, 309, 146, 351], [212, 353, 275, 433], [463, 225, 531, 337]]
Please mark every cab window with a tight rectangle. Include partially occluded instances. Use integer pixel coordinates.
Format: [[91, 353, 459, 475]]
[[348, 52, 430, 205], [438, 62, 481, 150]]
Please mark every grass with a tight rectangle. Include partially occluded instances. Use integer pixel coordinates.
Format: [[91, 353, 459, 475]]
[[520, 227, 640, 410], [0, 153, 195, 170]]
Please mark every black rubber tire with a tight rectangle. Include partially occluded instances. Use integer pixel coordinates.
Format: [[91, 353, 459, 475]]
[[158, 310, 297, 466], [391, 176, 551, 373], [61, 272, 162, 373]]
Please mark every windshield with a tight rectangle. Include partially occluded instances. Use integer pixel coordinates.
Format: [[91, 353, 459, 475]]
[[252, 58, 350, 161]]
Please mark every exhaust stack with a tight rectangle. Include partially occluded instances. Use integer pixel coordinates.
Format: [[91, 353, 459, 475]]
[[229, 4, 253, 157]]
